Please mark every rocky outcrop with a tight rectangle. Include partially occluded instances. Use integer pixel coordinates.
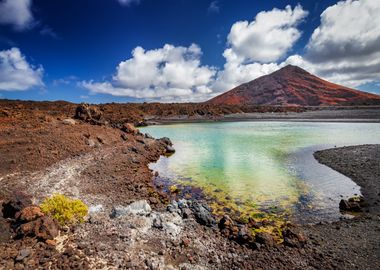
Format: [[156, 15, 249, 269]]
[[121, 123, 139, 135], [74, 103, 104, 124], [339, 196, 365, 212], [2, 193, 59, 242], [110, 200, 152, 218], [17, 216, 59, 241], [282, 226, 307, 248], [190, 201, 216, 227]]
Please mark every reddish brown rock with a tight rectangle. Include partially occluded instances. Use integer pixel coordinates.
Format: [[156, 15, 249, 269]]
[[282, 226, 307, 248], [15, 206, 44, 222], [75, 103, 103, 123], [122, 123, 139, 134], [18, 216, 59, 241], [255, 232, 275, 247]]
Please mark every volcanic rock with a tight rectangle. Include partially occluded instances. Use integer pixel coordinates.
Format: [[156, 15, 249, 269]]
[[190, 202, 216, 227], [15, 206, 44, 222], [165, 145, 175, 154], [160, 137, 173, 146], [339, 197, 363, 212], [110, 200, 152, 218], [282, 226, 307, 248], [121, 123, 139, 135], [74, 103, 103, 124], [255, 232, 275, 247], [18, 216, 59, 241]]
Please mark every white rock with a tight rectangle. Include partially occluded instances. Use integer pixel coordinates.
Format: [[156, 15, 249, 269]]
[[62, 118, 76, 125], [89, 204, 103, 213], [111, 200, 151, 218]]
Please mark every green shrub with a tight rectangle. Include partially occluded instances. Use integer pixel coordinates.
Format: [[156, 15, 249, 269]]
[[40, 194, 88, 225]]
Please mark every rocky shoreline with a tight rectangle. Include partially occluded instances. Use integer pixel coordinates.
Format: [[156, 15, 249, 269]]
[[0, 101, 379, 269]]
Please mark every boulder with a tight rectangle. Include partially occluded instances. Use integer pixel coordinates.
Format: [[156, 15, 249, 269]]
[[190, 202, 216, 227], [15, 206, 44, 222], [181, 208, 193, 219], [122, 123, 139, 135], [74, 103, 103, 124], [15, 249, 31, 261], [18, 216, 59, 241], [282, 226, 307, 248], [165, 145, 175, 154], [152, 215, 163, 229], [110, 200, 152, 218], [255, 232, 275, 247], [218, 215, 234, 230], [160, 137, 173, 146], [62, 118, 76, 125], [144, 133, 154, 139], [339, 196, 364, 212]]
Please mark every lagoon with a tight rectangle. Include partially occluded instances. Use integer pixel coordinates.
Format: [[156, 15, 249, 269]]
[[143, 122, 380, 223]]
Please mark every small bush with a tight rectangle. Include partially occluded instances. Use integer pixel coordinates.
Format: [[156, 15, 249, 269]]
[[40, 194, 88, 225]]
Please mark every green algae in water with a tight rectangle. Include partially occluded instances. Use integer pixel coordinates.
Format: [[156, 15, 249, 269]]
[[143, 122, 380, 225]]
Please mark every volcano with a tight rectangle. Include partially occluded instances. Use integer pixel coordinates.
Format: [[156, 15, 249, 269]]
[[208, 65, 380, 106]]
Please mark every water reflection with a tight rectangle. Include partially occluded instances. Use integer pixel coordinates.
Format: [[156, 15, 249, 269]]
[[143, 122, 380, 223]]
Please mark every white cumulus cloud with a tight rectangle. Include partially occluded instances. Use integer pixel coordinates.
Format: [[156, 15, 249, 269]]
[[227, 4, 308, 64], [213, 5, 307, 92], [0, 0, 34, 30], [300, 0, 380, 87], [82, 44, 217, 102], [0, 47, 44, 91]]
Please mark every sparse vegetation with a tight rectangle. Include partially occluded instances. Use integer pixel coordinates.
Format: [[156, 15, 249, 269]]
[[40, 194, 88, 225]]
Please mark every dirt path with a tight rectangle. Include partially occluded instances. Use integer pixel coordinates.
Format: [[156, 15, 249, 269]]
[[27, 147, 116, 202]]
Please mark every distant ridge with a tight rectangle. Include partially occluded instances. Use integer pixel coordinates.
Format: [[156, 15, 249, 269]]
[[207, 65, 380, 106]]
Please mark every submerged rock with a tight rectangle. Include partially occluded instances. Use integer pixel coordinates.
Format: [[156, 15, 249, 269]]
[[110, 200, 152, 218]]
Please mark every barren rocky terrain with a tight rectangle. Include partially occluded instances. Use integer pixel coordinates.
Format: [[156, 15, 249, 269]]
[[0, 100, 379, 269]]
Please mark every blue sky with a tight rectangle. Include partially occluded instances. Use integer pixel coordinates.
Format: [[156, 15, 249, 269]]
[[0, 0, 379, 103]]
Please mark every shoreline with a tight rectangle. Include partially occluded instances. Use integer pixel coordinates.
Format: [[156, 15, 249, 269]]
[[145, 108, 380, 125], [148, 117, 380, 125]]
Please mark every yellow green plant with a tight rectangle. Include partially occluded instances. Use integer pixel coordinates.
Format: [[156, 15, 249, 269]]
[[40, 194, 88, 225]]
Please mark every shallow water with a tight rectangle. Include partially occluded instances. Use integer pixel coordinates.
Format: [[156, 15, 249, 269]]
[[142, 122, 380, 223]]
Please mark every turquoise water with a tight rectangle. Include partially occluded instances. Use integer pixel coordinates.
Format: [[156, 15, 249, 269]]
[[143, 122, 380, 223]]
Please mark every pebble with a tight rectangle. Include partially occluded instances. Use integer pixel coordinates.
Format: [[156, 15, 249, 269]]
[[15, 249, 31, 261]]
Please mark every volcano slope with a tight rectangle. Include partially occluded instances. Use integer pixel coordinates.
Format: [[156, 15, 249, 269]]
[[208, 65, 380, 106]]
